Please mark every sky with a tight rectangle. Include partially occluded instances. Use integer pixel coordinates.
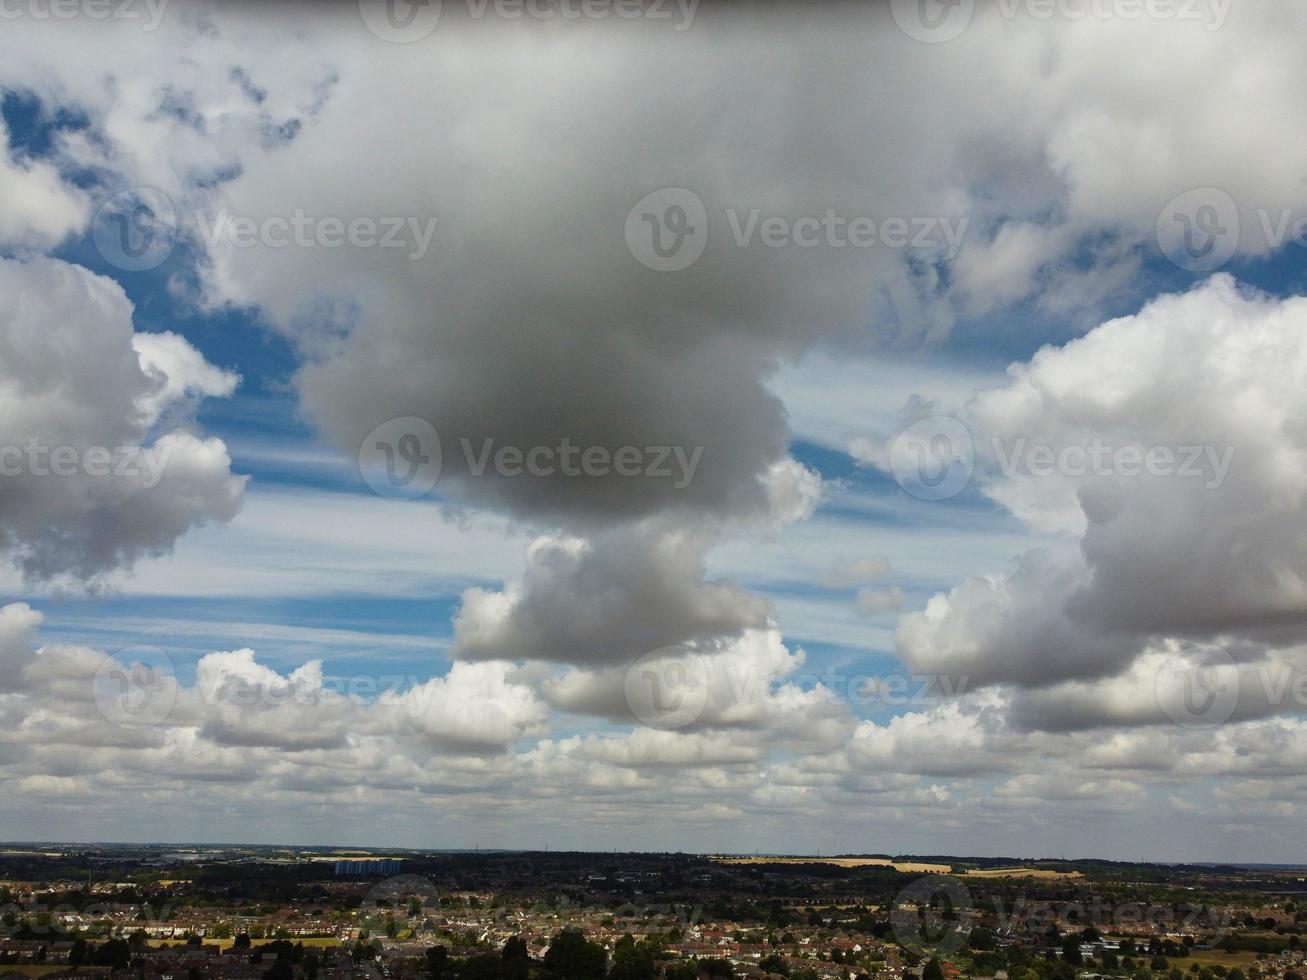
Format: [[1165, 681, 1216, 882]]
[[1, 0, 1306, 862]]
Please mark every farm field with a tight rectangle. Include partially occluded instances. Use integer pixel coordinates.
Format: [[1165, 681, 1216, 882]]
[[713, 856, 953, 873], [962, 867, 1084, 879]]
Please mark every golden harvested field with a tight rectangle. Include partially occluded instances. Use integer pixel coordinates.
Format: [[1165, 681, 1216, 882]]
[[713, 857, 952, 873], [963, 868, 1083, 879]]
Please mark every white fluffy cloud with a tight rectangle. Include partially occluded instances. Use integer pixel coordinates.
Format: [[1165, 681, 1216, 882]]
[[0, 257, 245, 583], [0, 117, 86, 250], [454, 528, 770, 665], [900, 278, 1307, 694]]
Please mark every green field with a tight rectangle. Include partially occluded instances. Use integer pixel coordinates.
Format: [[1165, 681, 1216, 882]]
[[1181, 951, 1263, 969]]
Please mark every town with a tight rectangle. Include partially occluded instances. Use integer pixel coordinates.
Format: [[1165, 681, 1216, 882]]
[[0, 848, 1302, 980]]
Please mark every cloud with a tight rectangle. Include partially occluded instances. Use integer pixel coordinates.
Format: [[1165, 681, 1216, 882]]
[[382, 661, 549, 753], [133, 331, 240, 428], [0, 116, 87, 250], [819, 557, 892, 588], [453, 528, 769, 666], [856, 586, 906, 615], [8, 2, 1307, 855], [900, 278, 1307, 690], [0, 257, 245, 583], [0, 602, 42, 692]]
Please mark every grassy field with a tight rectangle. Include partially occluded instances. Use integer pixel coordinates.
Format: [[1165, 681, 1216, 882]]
[[963, 868, 1084, 879], [713, 856, 953, 873], [1180, 950, 1263, 969]]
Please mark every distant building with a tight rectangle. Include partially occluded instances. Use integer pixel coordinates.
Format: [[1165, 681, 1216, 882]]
[[334, 860, 403, 876]]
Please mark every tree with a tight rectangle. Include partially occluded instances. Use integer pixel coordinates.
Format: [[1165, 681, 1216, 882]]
[[426, 945, 450, 980], [969, 928, 997, 951], [923, 958, 945, 980], [504, 938, 530, 961], [544, 929, 607, 980], [92, 939, 132, 971], [609, 935, 656, 980], [1062, 938, 1083, 966]]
